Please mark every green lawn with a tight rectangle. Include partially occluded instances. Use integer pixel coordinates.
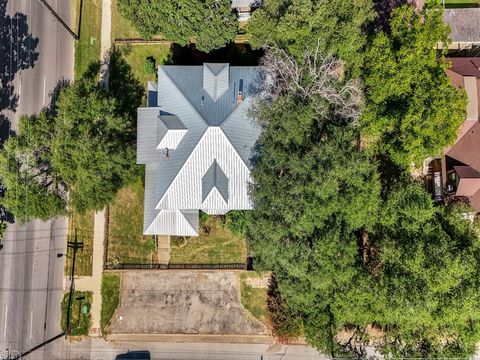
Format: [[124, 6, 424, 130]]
[[238, 272, 268, 325], [74, 0, 102, 80], [101, 273, 121, 334], [61, 291, 92, 336], [119, 44, 172, 101], [443, 0, 479, 7], [108, 176, 158, 264], [170, 216, 247, 264], [111, 0, 141, 40], [65, 211, 94, 276]]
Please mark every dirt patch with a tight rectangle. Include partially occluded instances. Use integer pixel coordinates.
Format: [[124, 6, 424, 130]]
[[108, 271, 267, 335]]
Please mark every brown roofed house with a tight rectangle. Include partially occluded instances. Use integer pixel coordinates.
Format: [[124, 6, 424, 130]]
[[444, 58, 480, 212]]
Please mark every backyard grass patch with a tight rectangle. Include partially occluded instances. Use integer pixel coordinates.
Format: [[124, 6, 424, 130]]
[[101, 272, 121, 334], [111, 0, 141, 40], [65, 210, 94, 276], [61, 291, 92, 336], [170, 215, 247, 264], [118, 44, 172, 102], [238, 272, 268, 326], [74, 0, 102, 79], [108, 176, 158, 264]]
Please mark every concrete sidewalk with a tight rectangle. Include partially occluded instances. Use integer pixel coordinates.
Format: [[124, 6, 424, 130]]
[[74, 210, 105, 336], [71, 0, 113, 337]]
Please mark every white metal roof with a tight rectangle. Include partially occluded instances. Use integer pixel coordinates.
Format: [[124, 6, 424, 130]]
[[137, 64, 261, 236]]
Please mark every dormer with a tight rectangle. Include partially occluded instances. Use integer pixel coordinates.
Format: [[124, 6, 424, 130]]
[[156, 111, 187, 150], [203, 63, 229, 102]]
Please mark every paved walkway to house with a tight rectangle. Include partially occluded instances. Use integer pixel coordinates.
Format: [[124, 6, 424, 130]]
[[157, 235, 170, 264], [108, 271, 268, 335], [75, 210, 105, 336], [100, 0, 112, 86]]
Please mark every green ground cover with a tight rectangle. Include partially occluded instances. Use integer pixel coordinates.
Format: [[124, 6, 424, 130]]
[[108, 176, 158, 264], [119, 44, 171, 100], [238, 272, 268, 325], [65, 211, 94, 276], [111, 0, 141, 40], [170, 215, 247, 264], [101, 273, 121, 333], [61, 291, 92, 336], [443, 0, 479, 7], [73, 0, 102, 79]]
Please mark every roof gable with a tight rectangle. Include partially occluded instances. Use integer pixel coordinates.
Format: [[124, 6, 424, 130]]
[[447, 121, 480, 173]]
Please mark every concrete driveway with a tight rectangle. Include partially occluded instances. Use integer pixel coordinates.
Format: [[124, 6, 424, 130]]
[[108, 271, 267, 335]]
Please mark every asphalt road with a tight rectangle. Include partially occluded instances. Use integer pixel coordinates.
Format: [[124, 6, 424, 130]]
[[0, 0, 74, 357], [43, 338, 328, 360]]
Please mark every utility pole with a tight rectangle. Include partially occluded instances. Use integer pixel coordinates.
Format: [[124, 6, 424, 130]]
[[65, 229, 83, 337]]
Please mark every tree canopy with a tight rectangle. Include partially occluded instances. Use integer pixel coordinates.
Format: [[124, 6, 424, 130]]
[[362, 3, 467, 167], [117, 0, 238, 52], [246, 0, 374, 77], [247, 35, 480, 357], [0, 54, 142, 222]]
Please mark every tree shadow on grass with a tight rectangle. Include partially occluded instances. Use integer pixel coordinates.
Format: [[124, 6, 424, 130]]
[[108, 47, 145, 122]]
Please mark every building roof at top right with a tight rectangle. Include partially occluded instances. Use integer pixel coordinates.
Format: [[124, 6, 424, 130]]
[[443, 8, 480, 44]]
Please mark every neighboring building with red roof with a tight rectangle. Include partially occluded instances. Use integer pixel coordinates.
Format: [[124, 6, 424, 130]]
[[443, 58, 480, 212]]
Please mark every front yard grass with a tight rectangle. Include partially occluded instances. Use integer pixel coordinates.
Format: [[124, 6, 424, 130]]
[[61, 291, 92, 336], [65, 211, 94, 276], [101, 272, 121, 334], [108, 176, 158, 264], [73, 0, 102, 79], [238, 272, 268, 326], [170, 215, 247, 264]]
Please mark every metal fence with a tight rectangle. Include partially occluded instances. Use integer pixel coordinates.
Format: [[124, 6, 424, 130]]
[[104, 262, 248, 270]]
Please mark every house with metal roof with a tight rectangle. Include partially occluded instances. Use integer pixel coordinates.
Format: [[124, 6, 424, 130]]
[[137, 63, 262, 236]]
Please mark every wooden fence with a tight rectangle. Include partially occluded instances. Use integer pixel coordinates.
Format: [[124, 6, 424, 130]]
[[104, 262, 248, 270]]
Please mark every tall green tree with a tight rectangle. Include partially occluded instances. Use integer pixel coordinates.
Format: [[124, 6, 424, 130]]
[[248, 44, 480, 358], [246, 0, 374, 77], [362, 3, 467, 167], [0, 112, 66, 222], [117, 0, 238, 52], [0, 54, 141, 222]]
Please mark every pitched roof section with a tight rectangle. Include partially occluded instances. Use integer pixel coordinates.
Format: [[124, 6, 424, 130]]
[[447, 121, 480, 173], [138, 64, 262, 236], [443, 9, 480, 43], [446, 57, 480, 121], [448, 58, 480, 78]]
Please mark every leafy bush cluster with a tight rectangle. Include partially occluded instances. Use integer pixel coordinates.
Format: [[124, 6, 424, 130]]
[[117, 0, 238, 53]]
